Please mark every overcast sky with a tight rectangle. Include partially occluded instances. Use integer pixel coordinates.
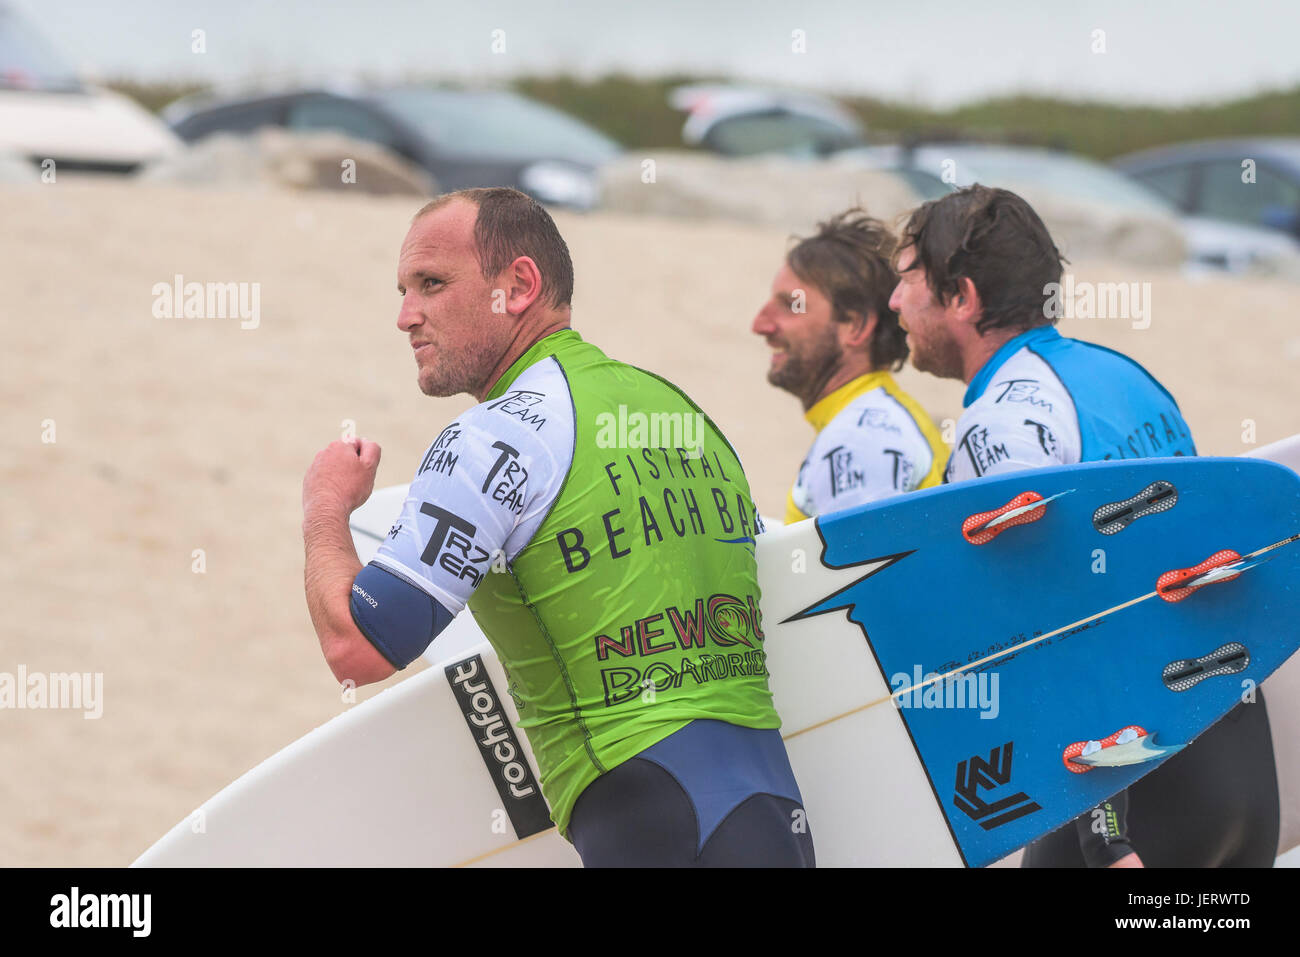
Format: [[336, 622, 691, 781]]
[[15, 0, 1300, 107]]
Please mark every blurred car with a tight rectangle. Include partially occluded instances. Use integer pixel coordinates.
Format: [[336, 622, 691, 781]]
[[1113, 138, 1300, 240], [163, 86, 621, 209], [838, 141, 1300, 274], [669, 83, 864, 158], [0, 2, 181, 172]]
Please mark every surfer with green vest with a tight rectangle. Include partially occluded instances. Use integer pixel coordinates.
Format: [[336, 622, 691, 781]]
[[302, 187, 813, 867], [889, 184, 1280, 868]]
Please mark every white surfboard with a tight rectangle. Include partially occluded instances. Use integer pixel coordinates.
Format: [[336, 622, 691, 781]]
[[133, 507, 961, 868], [134, 439, 1300, 868]]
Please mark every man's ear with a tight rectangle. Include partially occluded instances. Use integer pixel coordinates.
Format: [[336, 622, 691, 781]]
[[503, 255, 543, 316], [841, 309, 878, 349], [952, 277, 982, 326]]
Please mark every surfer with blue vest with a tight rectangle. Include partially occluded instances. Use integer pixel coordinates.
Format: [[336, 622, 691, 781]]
[[889, 184, 1280, 867], [302, 188, 813, 867], [752, 208, 948, 522]]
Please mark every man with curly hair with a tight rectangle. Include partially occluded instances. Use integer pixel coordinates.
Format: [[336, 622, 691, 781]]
[[752, 208, 948, 524]]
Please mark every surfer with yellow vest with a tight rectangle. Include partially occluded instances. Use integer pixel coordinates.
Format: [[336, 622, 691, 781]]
[[752, 208, 948, 523], [302, 188, 813, 867]]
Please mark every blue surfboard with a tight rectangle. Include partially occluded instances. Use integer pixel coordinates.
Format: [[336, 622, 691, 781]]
[[786, 456, 1300, 867]]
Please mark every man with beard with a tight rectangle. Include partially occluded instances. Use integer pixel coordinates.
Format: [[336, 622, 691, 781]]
[[752, 208, 947, 524], [302, 188, 814, 867], [889, 183, 1280, 868]]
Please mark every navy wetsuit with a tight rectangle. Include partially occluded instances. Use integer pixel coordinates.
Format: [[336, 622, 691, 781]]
[[567, 720, 815, 867]]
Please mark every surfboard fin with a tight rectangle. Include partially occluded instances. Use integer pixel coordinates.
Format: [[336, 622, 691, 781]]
[[962, 489, 1074, 545], [1062, 725, 1183, 773], [1156, 549, 1263, 603]]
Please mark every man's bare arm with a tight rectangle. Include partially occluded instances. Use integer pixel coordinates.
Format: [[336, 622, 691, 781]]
[[302, 439, 397, 687]]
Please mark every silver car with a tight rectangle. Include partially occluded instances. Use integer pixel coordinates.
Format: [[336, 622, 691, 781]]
[[840, 141, 1300, 275], [1113, 138, 1300, 241]]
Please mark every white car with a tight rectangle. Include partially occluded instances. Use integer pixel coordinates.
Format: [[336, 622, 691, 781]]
[[0, 3, 180, 173], [670, 83, 864, 158]]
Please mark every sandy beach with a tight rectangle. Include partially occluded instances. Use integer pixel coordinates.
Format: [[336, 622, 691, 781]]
[[3, 179, 1299, 866]]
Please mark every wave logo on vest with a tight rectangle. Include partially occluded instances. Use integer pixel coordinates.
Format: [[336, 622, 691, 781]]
[[710, 596, 758, 649]]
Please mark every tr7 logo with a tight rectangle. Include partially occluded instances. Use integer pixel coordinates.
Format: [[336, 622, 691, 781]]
[[1023, 418, 1059, 457], [952, 741, 1042, 831], [951, 424, 1010, 478], [822, 445, 865, 499], [482, 441, 527, 515], [882, 448, 915, 491], [993, 378, 1053, 412], [487, 390, 547, 431], [419, 503, 491, 586]]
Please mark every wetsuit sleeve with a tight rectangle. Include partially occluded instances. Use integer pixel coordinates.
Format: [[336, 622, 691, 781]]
[[1073, 790, 1134, 867], [349, 393, 570, 668]]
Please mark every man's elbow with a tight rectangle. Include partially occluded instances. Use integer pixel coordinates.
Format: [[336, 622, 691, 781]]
[[322, 626, 398, 687]]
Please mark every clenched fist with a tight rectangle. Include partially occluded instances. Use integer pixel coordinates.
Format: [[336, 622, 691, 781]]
[[303, 438, 382, 516]]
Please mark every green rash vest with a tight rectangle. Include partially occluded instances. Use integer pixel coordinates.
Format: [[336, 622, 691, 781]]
[[365, 330, 779, 835]]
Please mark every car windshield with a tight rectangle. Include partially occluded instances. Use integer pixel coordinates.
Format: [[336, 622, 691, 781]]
[[370, 89, 620, 163], [942, 147, 1174, 214], [0, 6, 83, 91], [707, 112, 860, 157]]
